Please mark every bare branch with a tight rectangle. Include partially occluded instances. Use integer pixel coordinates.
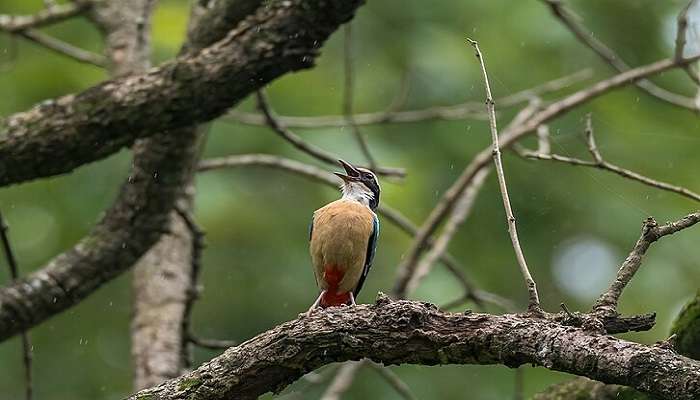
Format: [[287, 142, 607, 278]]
[[188, 335, 237, 350], [255, 90, 404, 178], [0, 2, 89, 33], [225, 69, 592, 129], [126, 298, 700, 400], [521, 119, 700, 203], [405, 168, 489, 295], [467, 39, 542, 314], [0, 212, 32, 400], [18, 29, 106, 67], [593, 212, 700, 316], [541, 0, 698, 109], [583, 114, 603, 164]]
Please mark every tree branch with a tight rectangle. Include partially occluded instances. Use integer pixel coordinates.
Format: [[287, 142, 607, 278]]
[[468, 39, 542, 314], [126, 298, 700, 400], [592, 212, 700, 316], [0, 2, 89, 33], [254, 90, 404, 177], [16, 29, 107, 67], [540, 0, 698, 110], [0, 0, 365, 188]]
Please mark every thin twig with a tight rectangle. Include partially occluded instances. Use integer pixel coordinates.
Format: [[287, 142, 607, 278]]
[[226, 69, 592, 129], [343, 24, 377, 170], [0, 1, 88, 33], [187, 335, 237, 350], [521, 117, 700, 203], [255, 90, 404, 178], [367, 362, 417, 400], [592, 211, 700, 316], [18, 29, 107, 67], [174, 206, 206, 369], [467, 38, 542, 314], [541, 0, 698, 109], [0, 211, 32, 400]]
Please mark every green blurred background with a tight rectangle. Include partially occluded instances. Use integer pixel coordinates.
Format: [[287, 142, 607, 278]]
[[0, 0, 699, 399]]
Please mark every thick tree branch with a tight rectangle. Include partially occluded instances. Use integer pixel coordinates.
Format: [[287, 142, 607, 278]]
[[0, 0, 364, 188], [0, 0, 365, 344], [126, 298, 700, 400]]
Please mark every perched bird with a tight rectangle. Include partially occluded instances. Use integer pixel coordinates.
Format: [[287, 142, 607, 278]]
[[307, 159, 380, 313]]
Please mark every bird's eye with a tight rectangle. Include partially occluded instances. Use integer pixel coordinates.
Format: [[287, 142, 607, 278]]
[[363, 173, 372, 179]]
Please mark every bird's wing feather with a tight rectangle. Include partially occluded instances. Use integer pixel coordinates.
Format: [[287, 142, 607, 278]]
[[308, 214, 314, 241], [353, 213, 379, 298]]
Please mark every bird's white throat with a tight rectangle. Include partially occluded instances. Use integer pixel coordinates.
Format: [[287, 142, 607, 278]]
[[340, 181, 374, 207]]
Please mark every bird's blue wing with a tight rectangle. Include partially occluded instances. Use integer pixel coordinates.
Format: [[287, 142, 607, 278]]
[[353, 214, 379, 298]]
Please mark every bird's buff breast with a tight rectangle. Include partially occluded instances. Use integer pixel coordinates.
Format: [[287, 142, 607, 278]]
[[310, 200, 374, 293]]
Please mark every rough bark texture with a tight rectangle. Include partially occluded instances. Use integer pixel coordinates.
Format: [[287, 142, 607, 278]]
[[0, 0, 363, 188], [131, 213, 194, 390], [125, 297, 700, 400], [0, 0, 364, 344]]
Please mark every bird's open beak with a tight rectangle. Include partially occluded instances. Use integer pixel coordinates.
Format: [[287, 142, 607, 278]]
[[334, 159, 361, 182]]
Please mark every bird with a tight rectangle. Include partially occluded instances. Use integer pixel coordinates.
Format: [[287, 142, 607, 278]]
[[307, 159, 380, 314]]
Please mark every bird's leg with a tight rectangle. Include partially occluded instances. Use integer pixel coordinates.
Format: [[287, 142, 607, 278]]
[[306, 290, 326, 317], [349, 292, 357, 306]]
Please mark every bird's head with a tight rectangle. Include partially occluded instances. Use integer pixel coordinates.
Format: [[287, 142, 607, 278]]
[[334, 159, 380, 210]]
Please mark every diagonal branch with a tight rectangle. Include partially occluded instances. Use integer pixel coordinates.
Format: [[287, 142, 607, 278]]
[[16, 29, 107, 67], [126, 298, 700, 400], [0, 2, 89, 33], [521, 115, 700, 203], [541, 0, 698, 109], [592, 211, 700, 316], [255, 90, 404, 177], [467, 39, 541, 314]]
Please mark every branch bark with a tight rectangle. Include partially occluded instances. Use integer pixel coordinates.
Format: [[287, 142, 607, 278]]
[[126, 298, 700, 400]]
